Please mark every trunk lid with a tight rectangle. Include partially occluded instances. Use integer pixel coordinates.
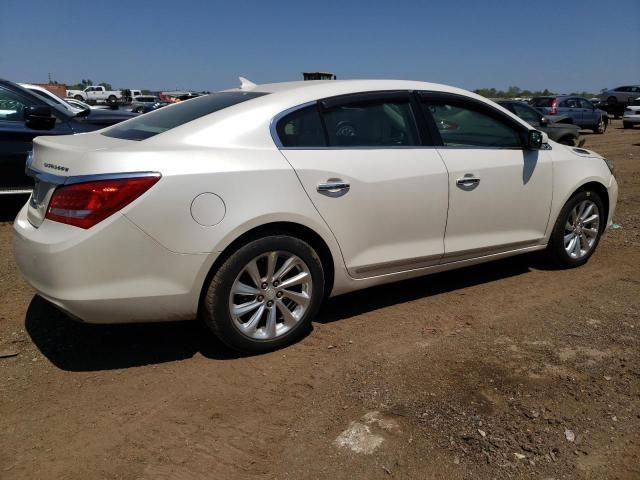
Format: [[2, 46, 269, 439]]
[[26, 133, 136, 227]]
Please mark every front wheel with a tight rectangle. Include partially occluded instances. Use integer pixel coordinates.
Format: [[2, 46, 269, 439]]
[[607, 96, 617, 106], [545, 190, 605, 268], [203, 236, 325, 353], [623, 122, 633, 129], [593, 117, 607, 134], [74, 95, 84, 101]]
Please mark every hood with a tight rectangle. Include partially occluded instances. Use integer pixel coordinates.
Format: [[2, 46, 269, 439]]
[[84, 108, 138, 126]]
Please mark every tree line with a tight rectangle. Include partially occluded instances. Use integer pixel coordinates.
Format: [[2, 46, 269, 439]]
[[473, 86, 598, 99]]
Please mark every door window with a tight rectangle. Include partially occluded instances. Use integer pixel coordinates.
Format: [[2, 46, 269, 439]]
[[321, 99, 419, 147], [276, 105, 326, 147], [0, 87, 29, 121], [423, 102, 522, 148]]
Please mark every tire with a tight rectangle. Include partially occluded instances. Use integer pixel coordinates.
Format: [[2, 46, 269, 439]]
[[545, 190, 605, 268], [203, 235, 325, 353], [607, 96, 617, 106], [74, 95, 84, 101], [592, 116, 606, 134], [623, 122, 633, 129], [107, 95, 117, 105]]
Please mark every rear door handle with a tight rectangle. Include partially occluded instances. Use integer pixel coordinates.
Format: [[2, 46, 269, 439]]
[[317, 181, 350, 193], [456, 177, 480, 189]]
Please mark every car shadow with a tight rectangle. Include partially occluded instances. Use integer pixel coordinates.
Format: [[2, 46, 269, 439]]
[[26, 254, 536, 371], [0, 195, 29, 222], [25, 296, 243, 371], [317, 254, 534, 324]]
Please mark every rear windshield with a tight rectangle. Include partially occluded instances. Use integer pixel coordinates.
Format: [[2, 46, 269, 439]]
[[530, 97, 554, 107], [103, 91, 268, 140]]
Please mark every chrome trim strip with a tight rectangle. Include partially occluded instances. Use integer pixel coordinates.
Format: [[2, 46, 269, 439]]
[[25, 166, 161, 186], [0, 188, 33, 195], [350, 240, 543, 279], [441, 240, 542, 263], [351, 254, 442, 278]]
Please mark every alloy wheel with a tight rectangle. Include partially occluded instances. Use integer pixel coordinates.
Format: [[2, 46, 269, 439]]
[[229, 251, 313, 340], [564, 200, 600, 259]]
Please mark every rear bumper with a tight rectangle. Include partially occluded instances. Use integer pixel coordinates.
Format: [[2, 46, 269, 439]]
[[622, 115, 640, 124], [13, 205, 215, 324]]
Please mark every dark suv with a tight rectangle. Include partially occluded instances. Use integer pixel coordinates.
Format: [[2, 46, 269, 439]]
[[0, 79, 137, 195], [529, 96, 608, 134], [497, 100, 581, 146]]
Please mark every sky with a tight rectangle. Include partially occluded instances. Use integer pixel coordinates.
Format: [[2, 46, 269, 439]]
[[1, 0, 638, 93]]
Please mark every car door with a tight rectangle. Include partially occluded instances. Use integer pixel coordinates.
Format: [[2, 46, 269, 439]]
[[418, 93, 552, 261], [0, 85, 73, 193], [277, 92, 449, 278], [578, 98, 598, 126]]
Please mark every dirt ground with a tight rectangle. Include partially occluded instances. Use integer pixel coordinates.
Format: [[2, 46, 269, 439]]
[[1, 120, 638, 480]]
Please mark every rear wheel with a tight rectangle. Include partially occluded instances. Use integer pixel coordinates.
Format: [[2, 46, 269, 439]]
[[203, 235, 325, 353], [623, 122, 633, 129], [545, 190, 605, 268], [107, 95, 117, 105], [607, 96, 617, 106]]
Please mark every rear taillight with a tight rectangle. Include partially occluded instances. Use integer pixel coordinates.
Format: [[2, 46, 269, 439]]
[[45, 175, 160, 229], [550, 98, 558, 115]]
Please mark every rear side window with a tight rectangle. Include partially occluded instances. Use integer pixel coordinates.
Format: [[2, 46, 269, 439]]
[[423, 102, 522, 148], [103, 91, 268, 140], [559, 98, 579, 108], [322, 100, 419, 147], [530, 97, 554, 107], [276, 105, 326, 147]]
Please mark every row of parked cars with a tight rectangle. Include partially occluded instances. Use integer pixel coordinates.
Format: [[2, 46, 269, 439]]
[[1, 78, 636, 197]]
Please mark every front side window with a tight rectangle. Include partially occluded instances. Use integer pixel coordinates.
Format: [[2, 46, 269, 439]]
[[103, 91, 268, 140], [0, 87, 30, 121], [423, 102, 522, 148], [276, 105, 326, 147], [322, 100, 418, 147]]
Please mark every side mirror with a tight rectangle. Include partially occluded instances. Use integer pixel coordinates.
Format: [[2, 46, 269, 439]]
[[24, 105, 55, 130], [527, 130, 546, 149]]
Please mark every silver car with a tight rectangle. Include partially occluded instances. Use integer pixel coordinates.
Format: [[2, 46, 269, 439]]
[[599, 85, 640, 106]]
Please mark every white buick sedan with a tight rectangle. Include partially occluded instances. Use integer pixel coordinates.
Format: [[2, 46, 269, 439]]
[[14, 79, 618, 353]]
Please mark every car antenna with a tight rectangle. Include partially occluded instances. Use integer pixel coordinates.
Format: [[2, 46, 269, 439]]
[[239, 77, 256, 90]]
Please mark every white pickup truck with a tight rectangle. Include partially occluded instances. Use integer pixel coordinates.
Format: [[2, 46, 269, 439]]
[[66, 85, 123, 104]]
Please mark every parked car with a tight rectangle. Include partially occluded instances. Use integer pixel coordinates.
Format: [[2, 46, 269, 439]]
[[529, 96, 608, 133], [135, 101, 170, 114], [0, 79, 137, 194], [599, 85, 640, 106], [497, 100, 582, 146], [14, 79, 617, 353], [131, 95, 161, 113], [64, 97, 103, 110], [66, 85, 123, 104], [623, 97, 640, 129]]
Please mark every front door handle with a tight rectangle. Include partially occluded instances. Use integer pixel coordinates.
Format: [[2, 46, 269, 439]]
[[317, 181, 350, 193], [456, 176, 480, 190]]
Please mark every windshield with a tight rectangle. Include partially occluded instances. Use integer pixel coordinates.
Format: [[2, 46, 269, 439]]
[[102, 91, 268, 141], [27, 88, 78, 115]]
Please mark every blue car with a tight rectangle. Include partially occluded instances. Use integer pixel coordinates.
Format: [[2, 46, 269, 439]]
[[529, 96, 608, 134]]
